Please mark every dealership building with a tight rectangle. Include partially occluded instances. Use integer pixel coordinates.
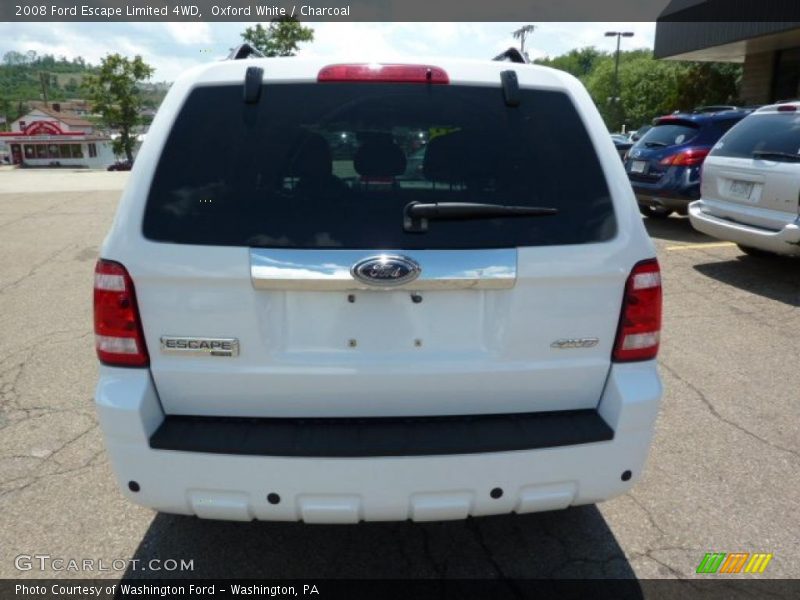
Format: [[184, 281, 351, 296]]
[[655, 14, 800, 105], [0, 105, 115, 168]]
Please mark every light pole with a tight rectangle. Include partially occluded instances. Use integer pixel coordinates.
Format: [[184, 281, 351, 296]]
[[605, 31, 634, 105]]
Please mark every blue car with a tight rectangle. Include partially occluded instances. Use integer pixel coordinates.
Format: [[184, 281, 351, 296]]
[[625, 109, 753, 218]]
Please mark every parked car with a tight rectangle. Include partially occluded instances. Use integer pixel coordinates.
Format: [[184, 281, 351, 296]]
[[611, 134, 633, 160], [93, 53, 663, 522], [689, 101, 800, 257], [625, 109, 753, 218], [629, 124, 652, 142], [107, 159, 133, 171]]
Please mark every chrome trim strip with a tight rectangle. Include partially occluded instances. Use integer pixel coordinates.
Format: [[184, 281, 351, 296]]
[[160, 337, 239, 357], [250, 249, 517, 291]]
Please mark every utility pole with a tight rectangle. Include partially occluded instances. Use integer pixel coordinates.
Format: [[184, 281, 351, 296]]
[[513, 24, 536, 56], [605, 31, 634, 104], [605, 31, 633, 131], [39, 71, 49, 107]]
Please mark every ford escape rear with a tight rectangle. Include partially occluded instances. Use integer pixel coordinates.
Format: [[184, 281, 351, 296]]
[[94, 54, 663, 523]]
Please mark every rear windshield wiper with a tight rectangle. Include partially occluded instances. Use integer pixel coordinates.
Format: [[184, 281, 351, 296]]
[[404, 201, 557, 232], [752, 150, 800, 162], [644, 141, 668, 147]]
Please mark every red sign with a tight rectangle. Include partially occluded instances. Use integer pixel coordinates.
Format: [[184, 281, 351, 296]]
[[23, 121, 64, 135]]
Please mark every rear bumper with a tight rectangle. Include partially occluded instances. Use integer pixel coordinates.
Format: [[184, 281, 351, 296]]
[[688, 200, 800, 256], [150, 410, 614, 457], [95, 363, 662, 522], [630, 166, 701, 212], [636, 193, 692, 212]]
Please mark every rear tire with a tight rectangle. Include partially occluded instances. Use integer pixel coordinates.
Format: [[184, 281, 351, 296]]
[[639, 205, 673, 219], [737, 244, 775, 258]]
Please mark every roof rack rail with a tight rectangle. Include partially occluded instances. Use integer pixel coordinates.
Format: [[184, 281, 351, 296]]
[[226, 44, 264, 60], [691, 105, 738, 114], [493, 48, 528, 64]]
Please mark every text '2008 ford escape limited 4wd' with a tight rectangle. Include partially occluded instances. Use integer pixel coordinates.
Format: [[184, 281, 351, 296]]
[[93, 50, 663, 523]]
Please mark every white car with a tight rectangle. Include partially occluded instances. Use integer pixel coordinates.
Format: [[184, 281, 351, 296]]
[[689, 101, 800, 257], [93, 50, 663, 523]]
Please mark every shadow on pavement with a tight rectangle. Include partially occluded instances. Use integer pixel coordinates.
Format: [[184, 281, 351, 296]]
[[123, 506, 640, 583], [642, 215, 712, 244], [694, 254, 800, 306]]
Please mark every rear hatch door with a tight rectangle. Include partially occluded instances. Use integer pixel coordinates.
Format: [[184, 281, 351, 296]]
[[703, 111, 800, 218], [135, 76, 628, 418]]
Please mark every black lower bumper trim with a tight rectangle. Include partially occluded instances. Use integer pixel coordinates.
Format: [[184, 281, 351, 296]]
[[149, 410, 614, 458]]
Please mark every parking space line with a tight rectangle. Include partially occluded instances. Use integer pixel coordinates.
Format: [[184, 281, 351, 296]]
[[664, 242, 737, 251]]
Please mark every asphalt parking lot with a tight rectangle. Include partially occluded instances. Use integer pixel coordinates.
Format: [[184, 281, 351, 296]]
[[0, 170, 798, 581]]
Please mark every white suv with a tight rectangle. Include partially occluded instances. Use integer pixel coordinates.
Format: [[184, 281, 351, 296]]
[[689, 101, 800, 257], [93, 52, 663, 523]]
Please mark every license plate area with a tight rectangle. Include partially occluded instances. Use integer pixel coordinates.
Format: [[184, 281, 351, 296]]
[[729, 179, 755, 201], [283, 290, 486, 354], [630, 160, 647, 174]]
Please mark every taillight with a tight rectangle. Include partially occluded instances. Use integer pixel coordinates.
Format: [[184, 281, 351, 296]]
[[613, 259, 662, 362], [94, 259, 149, 367], [318, 64, 449, 84], [659, 147, 710, 167], [777, 104, 797, 112]]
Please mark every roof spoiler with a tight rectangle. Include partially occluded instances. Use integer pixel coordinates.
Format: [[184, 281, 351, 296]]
[[493, 48, 528, 64], [227, 43, 264, 60]]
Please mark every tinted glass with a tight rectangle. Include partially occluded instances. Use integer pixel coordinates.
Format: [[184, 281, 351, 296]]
[[711, 118, 743, 136], [143, 83, 615, 249], [711, 113, 800, 158], [641, 122, 699, 147]]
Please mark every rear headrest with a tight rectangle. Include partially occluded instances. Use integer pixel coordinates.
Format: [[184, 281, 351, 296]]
[[354, 138, 407, 177], [423, 131, 495, 183], [286, 132, 332, 178]]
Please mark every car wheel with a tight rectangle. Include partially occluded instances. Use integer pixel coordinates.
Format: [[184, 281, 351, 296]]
[[737, 244, 775, 258], [638, 205, 673, 219]]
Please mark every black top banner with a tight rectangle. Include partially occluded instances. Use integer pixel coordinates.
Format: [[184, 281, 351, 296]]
[[3, 0, 800, 22]]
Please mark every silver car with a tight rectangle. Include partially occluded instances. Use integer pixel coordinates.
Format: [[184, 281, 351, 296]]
[[689, 101, 800, 257]]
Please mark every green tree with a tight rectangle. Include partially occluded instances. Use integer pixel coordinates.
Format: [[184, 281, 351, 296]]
[[535, 47, 606, 79], [3, 51, 26, 66], [536, 46, 742, 132], [241, 17, 314, 57], [0, 97, 11, 131], [85, 54, 153, 162], [586, 53, 686, 131], [675, 62, 741, 109]]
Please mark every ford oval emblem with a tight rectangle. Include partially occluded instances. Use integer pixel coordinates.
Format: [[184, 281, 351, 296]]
[[351, 255, 421, 287]]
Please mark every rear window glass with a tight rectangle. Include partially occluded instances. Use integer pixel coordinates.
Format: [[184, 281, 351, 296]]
[[641, 121, 699, 147], [710, 113, 800, 158], [143, 83, 615, 249], [711, 118, 742, 137]]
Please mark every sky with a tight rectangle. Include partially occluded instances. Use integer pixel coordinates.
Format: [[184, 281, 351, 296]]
[[0, 22, 655, 81]]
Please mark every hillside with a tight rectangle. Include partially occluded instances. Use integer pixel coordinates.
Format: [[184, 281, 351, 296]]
[[0, 51, 169, 124]]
